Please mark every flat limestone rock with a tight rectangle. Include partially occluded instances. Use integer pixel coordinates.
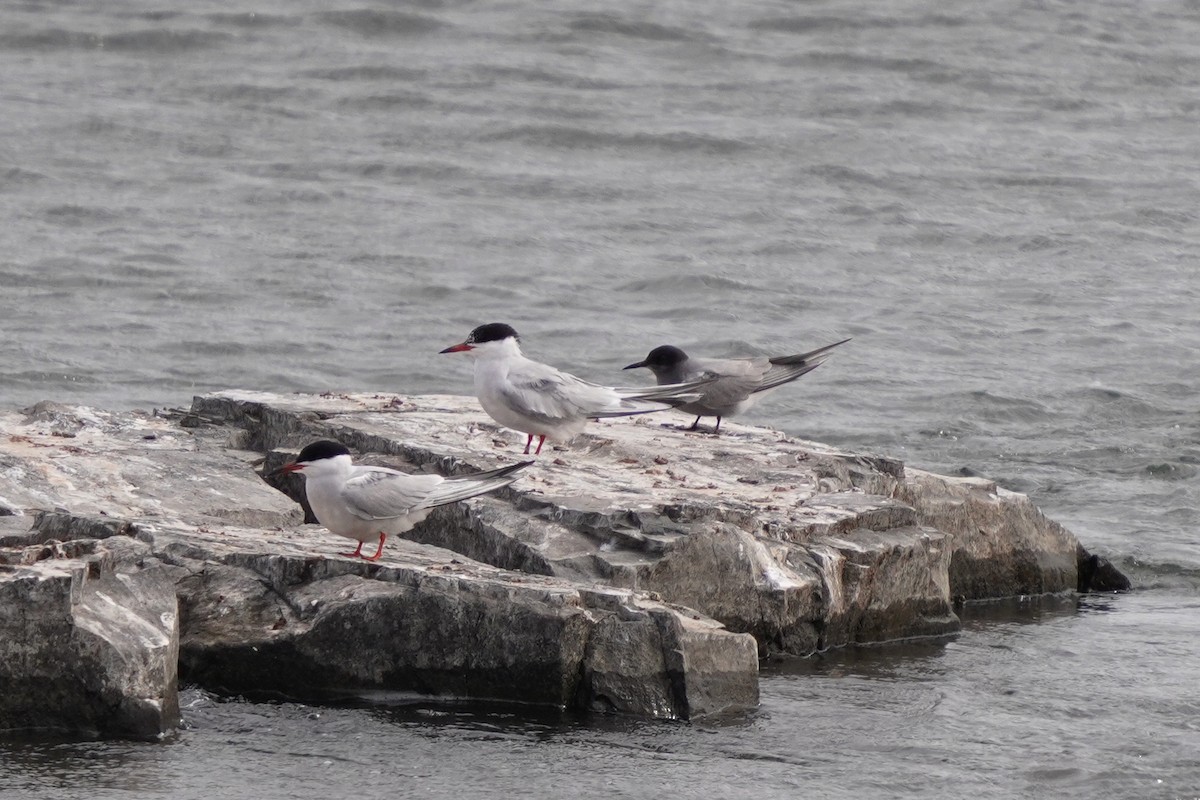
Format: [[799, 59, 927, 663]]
[[0, 402, 759, 735], [0, 403, 300, 531], [21, 512, 757, 722], [0, 391, 1126, 738], [195, 390, 1122, 653], [0, 532, 180, 740]]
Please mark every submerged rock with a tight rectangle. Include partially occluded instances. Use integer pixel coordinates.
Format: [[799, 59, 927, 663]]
[[0, 392, 1126, 739]]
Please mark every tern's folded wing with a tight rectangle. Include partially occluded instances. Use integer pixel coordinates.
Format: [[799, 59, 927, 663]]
[[339, 468, 444, 520], [501, 362, 615, 422], [687, 357, 769, 406]]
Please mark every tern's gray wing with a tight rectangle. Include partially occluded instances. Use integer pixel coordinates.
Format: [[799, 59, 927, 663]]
[[339, 466, 444, 520], [686, 356, 771, 407], [501, 359, 617, 422]]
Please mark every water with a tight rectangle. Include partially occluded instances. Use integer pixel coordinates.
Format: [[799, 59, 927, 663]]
[[2, 0, 1199, 796]]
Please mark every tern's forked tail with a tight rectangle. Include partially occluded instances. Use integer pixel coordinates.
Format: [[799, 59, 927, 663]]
[[756, 337, 852, 393], [766, 337, 852, 368], [423, 460, 533, 507]]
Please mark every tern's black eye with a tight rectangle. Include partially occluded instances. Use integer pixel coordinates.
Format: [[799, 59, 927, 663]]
[[468, 323, 520, 344]]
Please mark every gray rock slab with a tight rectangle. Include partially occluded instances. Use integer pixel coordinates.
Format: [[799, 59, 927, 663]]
[[0, 404, 301, 530], [0, 531, 180, 740], [33, 513, 757, 720], [898, 469, 1085, 599], [0, 391, 1126, 738], [0, 401, 759, 730], [194, 390, 1124, 652]]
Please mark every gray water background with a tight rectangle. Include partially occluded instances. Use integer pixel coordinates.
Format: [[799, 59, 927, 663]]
[[2, 0, 1199, 797]]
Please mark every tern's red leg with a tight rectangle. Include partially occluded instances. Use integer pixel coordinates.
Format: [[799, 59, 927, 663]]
[[714, 417, 722, 434], [523, 434, 533, 455], [340, 540, 365, 558], [688, 417, 701, 431], [534, 435, 545, 455], [363, 533, 387, 562]]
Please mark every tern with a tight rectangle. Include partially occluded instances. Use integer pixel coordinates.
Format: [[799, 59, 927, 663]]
[[275, 440, 532, 561], [440, 322, 713, 455], [623, 338, 851, 433]]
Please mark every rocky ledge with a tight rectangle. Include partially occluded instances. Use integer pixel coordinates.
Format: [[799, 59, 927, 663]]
[[0, 392, 1127, 740]]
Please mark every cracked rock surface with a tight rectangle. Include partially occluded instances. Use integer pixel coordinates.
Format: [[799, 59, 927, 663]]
[[0, 392, 1126, 739]]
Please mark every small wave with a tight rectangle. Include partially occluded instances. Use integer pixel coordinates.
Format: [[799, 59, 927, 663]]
[[318, 9, 445, 37], [616, 274, 766, 294], [241, 187, 331, 205], [200, 84, 299, 103], [174, 340, 251, 357], [484, 66, 625, 91], [300, 65, 427, 82], [104, 29, 231, 53], [1080, 386, 1123, 400], [0, 29, 99, 50], [970, 232, 1078, 252], [1018, 234, 1077, 252], [1142, 463, 1199, 481], [1115, 556, 1200, 592], [928, 391, 1054, 426], [0, 167, 47, 189], [748, 16, 863, 34], [3, 369, 103, 386], [720, 748, 810, 767], [17, 258, 185, 291], [41, 205, 132, 226], [819, 99, 956, 120], [750, 238, 827, 257], [1128, 206, 1198, 229], [479, 176, 634, 203], [205, 12, 298, 29], [807, 164, 891, 189], [566, 14, 705, 43], [748, 13, 967, 35], [1037, 96, 1102, 112], [239, 162, 324, 182], [1062, 386, 1167, 416], [876, 99, 953, 117], [0, 27, 229, 53], [786, 51, 944, 74], [177, 136, 236, 158], [116, 255, 186, 277], [834, 202, 905, 218], [916, 423, 983, 440], [985, 174, 1102, 190], [75, 116, 169, 146], [338, 159, 471, 182], [130, 10, 182, 22], [486, 124, 749, 155], [336, 92, 435, 112], [625, 304, 738, 323], [148, 286, 240, 305], [967, 390, 1049, 411]]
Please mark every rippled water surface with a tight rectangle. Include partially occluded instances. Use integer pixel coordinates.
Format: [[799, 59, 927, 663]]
[[2, 0, 1199, 796]]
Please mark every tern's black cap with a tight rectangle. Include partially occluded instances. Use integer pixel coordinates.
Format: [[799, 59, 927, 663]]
[[625, 345, 688, 370], [296, 440, 351, 463], [467, 323, 520, 344]]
